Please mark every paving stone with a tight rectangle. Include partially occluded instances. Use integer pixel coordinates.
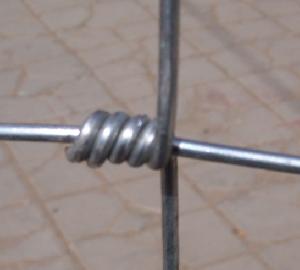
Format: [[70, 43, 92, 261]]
[[0, 227, 64, 264], [1, 0, 300, 269], [0, 203, 45, 239], [179, 57, 226, 88], [110, 73, 155, 101], [177, 79, 257, 124], [77, 230, 162, 270], [278, 14, 300, 34], [58, 26, 119, 52], [109, 208, 160, 235], [47, 190, 123, 240], [136, 0, 159, 17], [79, 41, 139, 69], [201, 255, 265, 270], [86, 1, 152, 29], [180, 104, 293, 147], [32, 155, 102, 199], [181, 0, 214, 29], [0, 68, 22, 96], [219, 182, 300, 246], [224, 19, 285, 42], [0, 144, 8, 163], [237, 68, 300, 123], [0, 97, 65, 122], [0, 167, 27, 208], [251, 0, 300, 17], [51, 74, 113, 115], [0, 266, 18, 270], [0, 16, 46, 38], [211, 45, 271, 77], [217, 105, 293, 146], [116, 20, 157, 42], [214, 0, 262, 24], [23, 255, 81, 270], [114, 174, 161, 213], [41, 5, 91, 31], [125, 94, 156, 119], [270, 37, 300, 67], [94, 58, 146, 84], [0, 0, 30, 25], [26, 0, 87, 15], [9, 142, 59, 173], [179, 175, 207, 213], [183, 162, 261, 204], [115, 173, 206, 214], [17, 55, 86, 96], [238, 69, 300, 104], [184, 27, 235, 55], [0, 36, 66, 70], [180, 209, 244, 267], [261, 238, 300, 270]]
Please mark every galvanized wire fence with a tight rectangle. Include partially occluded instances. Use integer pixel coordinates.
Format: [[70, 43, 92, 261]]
[[1, 1, 300, 269]]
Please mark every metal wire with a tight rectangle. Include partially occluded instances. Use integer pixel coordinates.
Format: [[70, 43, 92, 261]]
[[0, 123, 79, 142], [174, 138, 300, 174], [161, 157, 179, 270], [0, 0, 299, 269], [66, 110, 157, 168], [1, 123, 300, 174], [158, 0, 180, 270], [154, 0, 180, 170]]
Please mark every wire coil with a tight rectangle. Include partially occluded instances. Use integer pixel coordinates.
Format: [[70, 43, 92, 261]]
[[66, 110, 159, 168]]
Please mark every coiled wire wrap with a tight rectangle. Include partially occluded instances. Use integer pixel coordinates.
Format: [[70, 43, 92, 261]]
[[66, 111, 159, 168]]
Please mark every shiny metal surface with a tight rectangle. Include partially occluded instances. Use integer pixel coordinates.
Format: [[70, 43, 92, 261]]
[[157, 1, 180, 270], [0, 123, 79, 142], [161, 157, 179, 270], [1, 122, 300, 174], [1, 0, 298, 269], [152, 0, 180, 169], [66, 110, 158, 168], [174, 138, 300, 174]]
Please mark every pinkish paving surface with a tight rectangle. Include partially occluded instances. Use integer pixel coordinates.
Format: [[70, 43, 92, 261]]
[[1, 0, 300, 269]]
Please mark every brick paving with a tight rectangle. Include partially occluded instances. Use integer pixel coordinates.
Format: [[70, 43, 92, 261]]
[[1, 0, 300, 269]]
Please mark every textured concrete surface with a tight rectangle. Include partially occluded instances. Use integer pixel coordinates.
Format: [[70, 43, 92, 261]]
[[1, 0, 300, 269]]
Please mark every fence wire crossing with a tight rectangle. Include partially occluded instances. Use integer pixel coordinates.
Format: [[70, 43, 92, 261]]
[[1, 1, 300, 270]]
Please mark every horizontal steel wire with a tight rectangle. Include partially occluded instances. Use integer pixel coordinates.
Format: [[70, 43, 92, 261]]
[[0, 122, 300, 174]]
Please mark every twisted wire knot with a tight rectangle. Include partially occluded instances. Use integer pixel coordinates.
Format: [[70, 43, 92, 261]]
[[66, 110, 159, 168]]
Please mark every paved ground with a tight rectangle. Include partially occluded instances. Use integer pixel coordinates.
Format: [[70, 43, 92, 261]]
[[2, 0, 300, 269]]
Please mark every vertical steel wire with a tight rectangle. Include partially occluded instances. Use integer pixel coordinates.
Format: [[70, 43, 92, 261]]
[[157, 1, 180, 270]]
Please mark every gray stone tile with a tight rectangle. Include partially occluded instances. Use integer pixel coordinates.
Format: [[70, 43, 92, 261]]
[[261, 238, 300, 270], [219, 182, 300, 246], [180, 210, 244, 267]]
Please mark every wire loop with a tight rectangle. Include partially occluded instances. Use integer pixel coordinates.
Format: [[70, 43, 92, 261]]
[[66, 110, 159, 169]]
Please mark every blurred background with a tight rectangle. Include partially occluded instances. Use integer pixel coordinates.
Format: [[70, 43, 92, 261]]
[[1, 0, 300, 269]]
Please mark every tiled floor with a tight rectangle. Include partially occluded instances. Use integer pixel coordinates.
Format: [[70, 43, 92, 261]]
[[2, 0, 300, 269]]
